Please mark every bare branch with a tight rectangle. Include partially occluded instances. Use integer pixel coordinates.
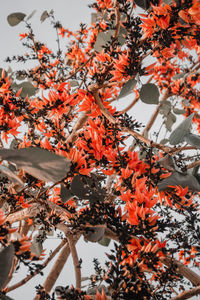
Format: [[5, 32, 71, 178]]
[[171, 285, 200, 300], [42, 234, 81, 295], [67, 234, 81, 289], [5, 239, 67, 293], [6, 201, 72, 224]]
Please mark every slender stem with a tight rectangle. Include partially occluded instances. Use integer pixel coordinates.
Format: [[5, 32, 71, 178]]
[[65, 112, 89, 144], [142, 89, 170, 136]]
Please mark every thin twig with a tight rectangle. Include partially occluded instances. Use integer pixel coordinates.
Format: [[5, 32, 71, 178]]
[[65, 112, 89, 144]]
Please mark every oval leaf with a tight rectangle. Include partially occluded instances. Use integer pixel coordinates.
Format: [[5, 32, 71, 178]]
[[173, 108, 186, 115], [184, 133, 200, 148], [140, 83, 159, 104], [169, 113, 194, 145], [164, 112, 176, 132], [0, 147, 71, 183], [117, 79, 137, 100], [0, 244, 15, 289], [7, 13, 26, 27]]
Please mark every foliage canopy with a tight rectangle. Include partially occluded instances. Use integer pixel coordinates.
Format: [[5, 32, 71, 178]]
[[0, 0, 200, 299]]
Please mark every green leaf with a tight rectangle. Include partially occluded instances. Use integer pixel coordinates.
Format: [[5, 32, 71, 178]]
[[70, 80, 79, 87], [157, 154, 176, 171], [81, 276, 90, 282], [87, 285, 109, 295], [117, 79, 137, 100], [160, 138, 169, 145], [158, 171, 200, 192], [98, 237, 111, 247], [173, 108, 187, 115], [164, 112, 176, 132], [94, 31, 114, 52], [0, 147, 71, 183], [184, 133, 200, 149], [84, 227, 105, 243], [159, 101, 171, 116], [169, 113, 194, 145], [134, 0, 150, 9], [7, 13, 26, 27], [140, 83, 159, 104], [93, 13, 126, 52], [0, 244, 15, 289], [172, 72, 185, 80]]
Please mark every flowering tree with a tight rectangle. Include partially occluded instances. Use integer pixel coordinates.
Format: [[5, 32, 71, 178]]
[[0, 0, 200, 299]]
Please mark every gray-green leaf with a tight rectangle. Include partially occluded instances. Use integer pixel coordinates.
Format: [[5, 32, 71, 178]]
[[60, 184, 73, 203], [157, 154, 176, 171], [12, 81, 37, 98], [140, 83, 159, 104], [7, 13, 26, 26], [164, 112, 176, 132], [169, 113, 194, 145], [184, 133, 200, 149], [0, 147, 71, 183], [0, 244, 15, 289], [158, 171, 200, 192], [117, 79, 137, 100]]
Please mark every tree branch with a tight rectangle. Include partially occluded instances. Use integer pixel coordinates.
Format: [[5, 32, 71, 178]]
[[34, 234, 81, 299], [5, 239, 67, 293], [67, 234, 81, 290], [104, 229, 200, 287], [6, 201, 72, 224], [171, 285, 200, 300]]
